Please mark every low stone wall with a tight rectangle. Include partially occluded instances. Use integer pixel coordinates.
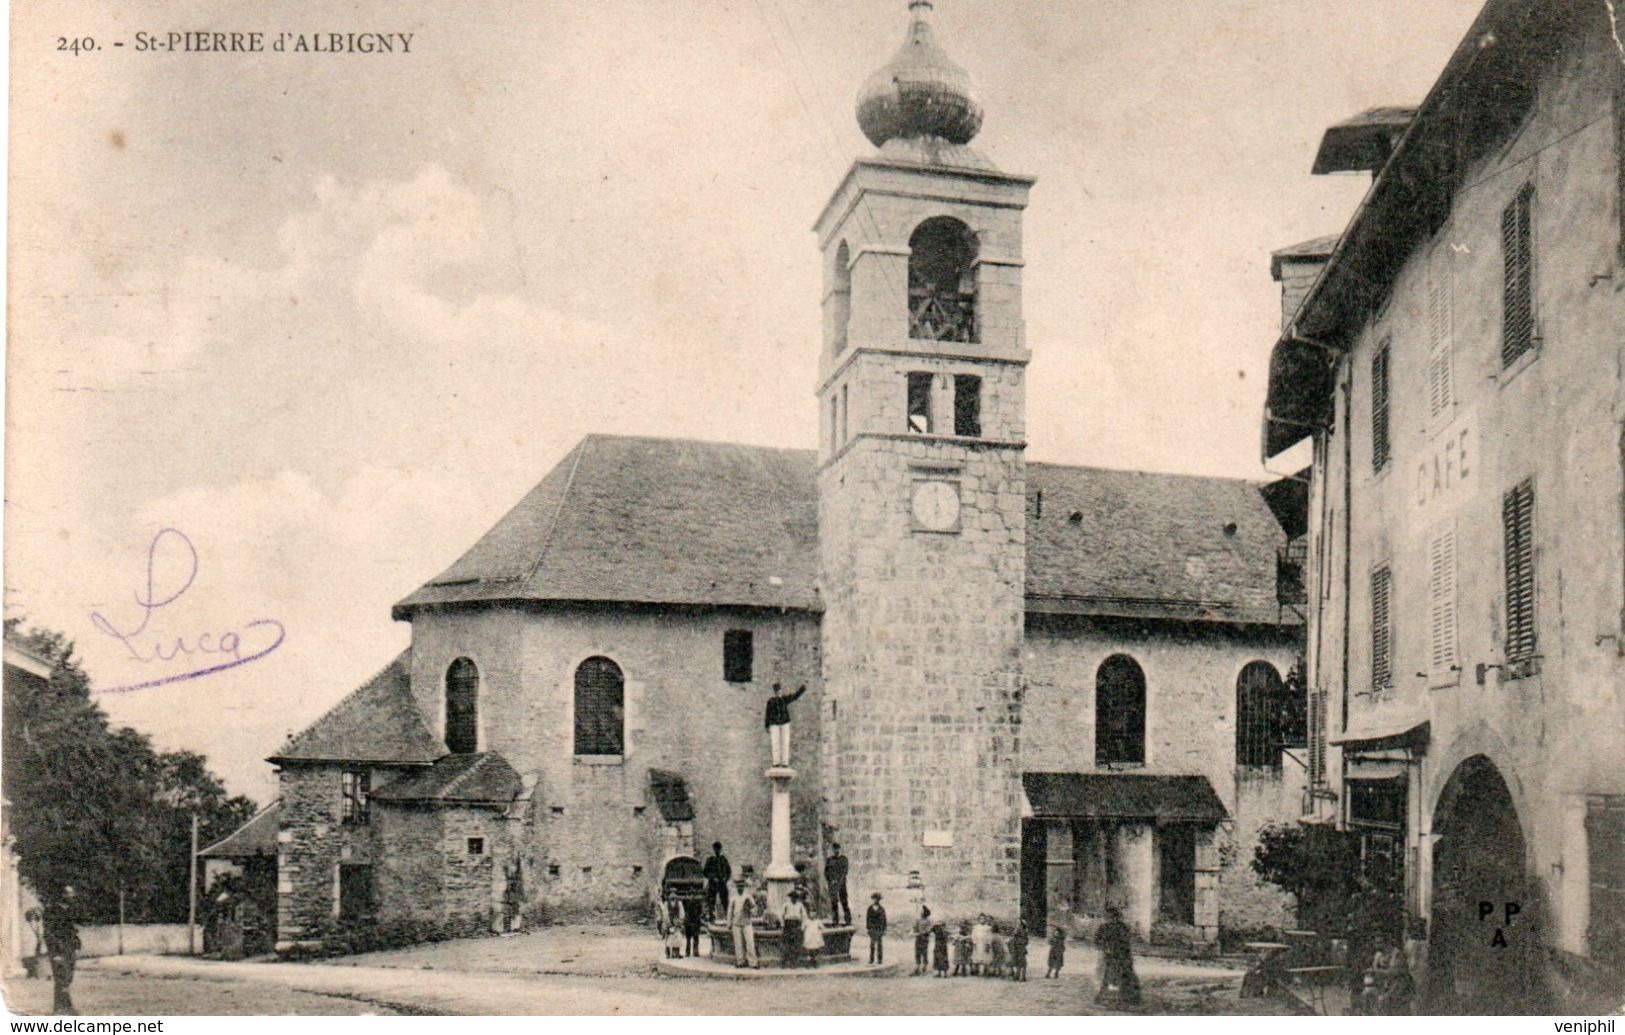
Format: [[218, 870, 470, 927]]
[[78, 924, 192, 958]]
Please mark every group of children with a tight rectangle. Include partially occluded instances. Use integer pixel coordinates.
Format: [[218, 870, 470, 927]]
[[908, 908, 1068, 981]]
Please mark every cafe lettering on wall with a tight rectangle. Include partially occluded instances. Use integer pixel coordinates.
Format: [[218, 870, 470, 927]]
[[1415, 412, 1476, 513]]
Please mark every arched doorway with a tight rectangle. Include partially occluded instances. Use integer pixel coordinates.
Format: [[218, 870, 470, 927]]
[[1425, 755, 1548, 1013]]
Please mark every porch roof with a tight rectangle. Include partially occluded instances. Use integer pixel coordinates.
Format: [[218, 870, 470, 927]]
[[1021, 772, 1228, 824]]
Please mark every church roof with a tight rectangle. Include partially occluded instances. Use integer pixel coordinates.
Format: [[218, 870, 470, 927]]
[[395, 435, 821, 616], [268, 651, 444, 765], [372, 752, 522, 805], [1024, 462, 1288, 625], [396, 434, 1293, 628]]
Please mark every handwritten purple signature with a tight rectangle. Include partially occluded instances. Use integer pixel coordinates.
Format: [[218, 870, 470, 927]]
[[89, 528, 285, 693]]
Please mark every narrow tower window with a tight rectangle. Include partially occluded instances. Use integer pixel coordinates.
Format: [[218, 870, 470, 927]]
[[445, 657, 479, 754], [832, 241, 852, 354], [906, 372, 933, 434], [908, 217, 978, 342], [953, 374, 981, 437]]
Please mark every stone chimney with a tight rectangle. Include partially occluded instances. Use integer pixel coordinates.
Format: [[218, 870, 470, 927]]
[[1270, 236, 1339, 332]]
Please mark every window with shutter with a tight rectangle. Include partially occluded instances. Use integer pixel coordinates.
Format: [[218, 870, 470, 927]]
[[1427, 251, 1454, 420], [1501, 184, 1535, 367], [1503, 480, 1537, 663], [1307, 687, 1324, 786], [1371, 342, 1391, 472], [341, 769, 370, 825], [1371, 565, 1393, 690], [1428, 528, 1458, 682]]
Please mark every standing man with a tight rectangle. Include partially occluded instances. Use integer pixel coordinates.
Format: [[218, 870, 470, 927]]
[[824, 842, 851, 926], [42, 885, 80, 1015], [865, 892, 888, 964], [702, 842, 732, 921], [764, 683, 807, 766], [726, 877, 758, 968]]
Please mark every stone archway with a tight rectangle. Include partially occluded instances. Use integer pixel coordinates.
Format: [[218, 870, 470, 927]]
[[1424, 755, 1548, 1013]]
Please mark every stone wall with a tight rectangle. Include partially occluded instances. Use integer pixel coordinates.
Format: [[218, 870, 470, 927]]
[[1301, 13, 1625, 977], [275, 762, 413, 949], [1022, 613, 1300, 932], [407, 604, 823, 920], [818, 434, 1027, 918]]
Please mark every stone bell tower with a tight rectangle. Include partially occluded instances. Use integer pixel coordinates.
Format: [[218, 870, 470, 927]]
[[814, 0, 1033, 918]]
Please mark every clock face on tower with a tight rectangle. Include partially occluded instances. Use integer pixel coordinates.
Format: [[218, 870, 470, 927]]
[[911, 479, 961, 532]]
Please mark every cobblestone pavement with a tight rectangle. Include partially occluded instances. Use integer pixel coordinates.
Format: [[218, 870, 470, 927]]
[[47, 928, 1297, 1016]]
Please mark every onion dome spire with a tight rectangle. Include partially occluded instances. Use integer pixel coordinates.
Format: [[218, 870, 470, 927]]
[[856, 1, 984, 148]]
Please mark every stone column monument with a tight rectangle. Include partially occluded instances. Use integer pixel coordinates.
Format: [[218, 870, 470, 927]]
[[763, 683, 807, 915]]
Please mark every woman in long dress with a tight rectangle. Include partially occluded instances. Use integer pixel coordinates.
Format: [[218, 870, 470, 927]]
[[1095, 907, 1141, 1006]]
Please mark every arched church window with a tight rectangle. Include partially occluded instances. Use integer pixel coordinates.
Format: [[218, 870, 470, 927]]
[[445, 657, 479, 754], [1235, 660, 1285, 768], [574, 656, 625, 756], [908, 217, 978, 343], [1095, 654, 1145, 766], [832, 241, 851, 354]]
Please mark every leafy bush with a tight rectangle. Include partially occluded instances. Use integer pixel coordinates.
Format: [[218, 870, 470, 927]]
[[1251, 822, 1403, 945]]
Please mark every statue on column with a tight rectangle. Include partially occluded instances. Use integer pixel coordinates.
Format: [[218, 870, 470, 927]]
[[764, 683, 807, 766]]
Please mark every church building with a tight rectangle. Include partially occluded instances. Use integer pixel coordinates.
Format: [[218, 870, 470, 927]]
[[260, 1, 1305, 952]]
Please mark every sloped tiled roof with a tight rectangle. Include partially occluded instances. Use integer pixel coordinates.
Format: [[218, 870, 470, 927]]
[[199, 800, 279, 859], [268, 652, 444, 765], [1024, 463, 1288, 625], [372, 752, 522, 805], [1269, 234, 1340, 281], [1023, 772, 1228, 824], [395, 435, 820, 615], [395, 434, 1291, 627]]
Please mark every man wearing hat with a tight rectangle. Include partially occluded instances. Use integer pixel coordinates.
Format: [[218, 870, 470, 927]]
[[725, 877, 758, 968], [865, 892, 888, 965]]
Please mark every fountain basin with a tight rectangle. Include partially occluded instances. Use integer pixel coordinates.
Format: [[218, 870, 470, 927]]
[[707, 923, 855, 966]]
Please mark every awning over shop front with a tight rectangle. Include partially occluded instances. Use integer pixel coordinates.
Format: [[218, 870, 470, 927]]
[[1330, 719, 1430, 754], [1021, 772, 1228, 825]]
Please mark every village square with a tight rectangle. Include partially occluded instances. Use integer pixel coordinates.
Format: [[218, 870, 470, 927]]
[[4, 0, 1623, 1019]]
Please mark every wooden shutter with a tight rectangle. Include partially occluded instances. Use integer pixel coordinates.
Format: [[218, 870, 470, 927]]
[[1371, 565, 1393, 689], [1501, 184, 1534, 367], [1307, 687, 1324, 786], [1427, 253, 1454, 420], [1503, 480, 1537, 661], [1371, 342, 1391, 471], [1429, 528, 1458, 677]]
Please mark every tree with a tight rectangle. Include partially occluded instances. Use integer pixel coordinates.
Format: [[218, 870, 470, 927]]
[[1252, 822, 1404, 945], [4, 619, 256, 923]]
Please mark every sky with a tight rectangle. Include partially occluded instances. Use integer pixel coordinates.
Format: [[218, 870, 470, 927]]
[[5, 0, 1484, 803]]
